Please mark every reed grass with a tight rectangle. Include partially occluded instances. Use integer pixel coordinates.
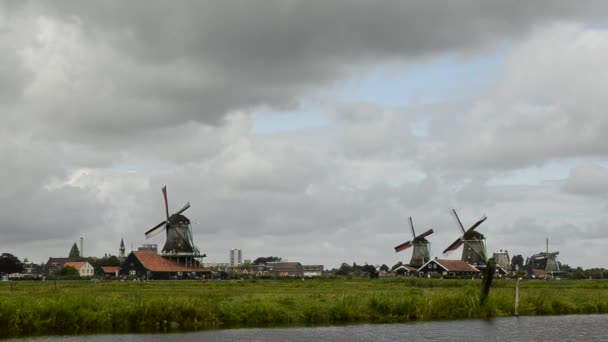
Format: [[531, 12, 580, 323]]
[[0, 278, 607, 338]]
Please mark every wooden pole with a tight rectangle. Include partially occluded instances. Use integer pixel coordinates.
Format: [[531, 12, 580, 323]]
[[514, 278, 520, 316]]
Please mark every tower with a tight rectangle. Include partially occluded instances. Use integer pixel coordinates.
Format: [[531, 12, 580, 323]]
[[119, 237, 126, 259], [230, 248, 242, 266]]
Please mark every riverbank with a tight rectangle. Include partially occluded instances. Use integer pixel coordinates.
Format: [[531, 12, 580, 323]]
[[1, 278, 607, 338]]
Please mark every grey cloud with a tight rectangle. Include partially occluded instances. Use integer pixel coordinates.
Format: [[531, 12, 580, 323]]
[[0, 142, 110, 248], [429, 24, 608, 171], [562, 164, 608, 196], [3, 1, 608, 145], [335, 107, 416, 159]]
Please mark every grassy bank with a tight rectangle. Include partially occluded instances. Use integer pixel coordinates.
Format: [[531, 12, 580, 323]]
[[1, 278, 607, 338]]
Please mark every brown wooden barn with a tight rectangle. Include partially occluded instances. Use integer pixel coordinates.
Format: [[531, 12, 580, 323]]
[[119, 251, 209, 280]]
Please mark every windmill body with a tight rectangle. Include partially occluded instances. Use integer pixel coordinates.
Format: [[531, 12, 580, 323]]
[[409, 240, 431, 268], [461, 231, 487, 266], [162, 214, 196, 254], [394, 217, 433, 269]]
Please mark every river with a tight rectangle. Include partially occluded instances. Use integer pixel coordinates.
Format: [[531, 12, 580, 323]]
[[12, 315, 608, 341]]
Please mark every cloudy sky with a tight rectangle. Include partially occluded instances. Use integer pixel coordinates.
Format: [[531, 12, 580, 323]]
[[2, 1, 608, 268]]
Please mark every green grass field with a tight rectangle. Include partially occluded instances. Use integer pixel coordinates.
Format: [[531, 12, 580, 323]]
[[1, 278, 607, 338]]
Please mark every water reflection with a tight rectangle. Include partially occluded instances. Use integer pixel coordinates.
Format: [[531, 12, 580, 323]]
[[14, 315, 608, 342]]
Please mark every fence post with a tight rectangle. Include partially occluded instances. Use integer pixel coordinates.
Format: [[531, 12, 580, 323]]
[[514, 278, 520, 316]]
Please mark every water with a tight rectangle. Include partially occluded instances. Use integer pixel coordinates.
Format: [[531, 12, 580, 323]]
[[12, 315, 608, 342]]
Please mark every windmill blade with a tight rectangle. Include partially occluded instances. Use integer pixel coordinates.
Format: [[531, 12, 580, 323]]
[[162, 185, 169, 221], [443, 238, 464, 254], [408, 217, 416, 238], [394, 241, 413, 252], [174, 202, 190, 216], [415, 228, 434, 240], [145, 220, 167, 238], [466, 215, 488, 232], [451, 209, 466, 233], [145, 225, 166, 239]]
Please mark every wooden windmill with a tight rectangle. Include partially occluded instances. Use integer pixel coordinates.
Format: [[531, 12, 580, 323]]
[[145, 186, 200, 257], [394, 217, 434, 268]]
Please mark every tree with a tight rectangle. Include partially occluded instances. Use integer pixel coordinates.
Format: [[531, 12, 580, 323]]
[[59, 265, 80, 277], [68, 242, 80, 258], [380, 264, 390, 272], [0, 253, 23, 274], [511, 254, 524, 271], [102, 256, 121, 267], [391, 261, 403, 272], [335, 262, 352, 276], [360, 264, 377, 278], [252, 256, 282, 265]]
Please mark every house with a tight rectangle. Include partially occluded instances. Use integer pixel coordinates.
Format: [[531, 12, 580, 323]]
[[119, 251, 209, 280], [417, 258, 480, 277], [393, 265, 419, 276], [21, 262, 45, 279], [272, 262, 304, 277], [99, 266, 120, 277], [64, 261, 95, 277], [45, 257, 79, 276], [303, 265, 324, 277]]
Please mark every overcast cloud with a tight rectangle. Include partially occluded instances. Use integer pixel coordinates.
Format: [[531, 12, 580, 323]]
[[1, 1, 608, 268]]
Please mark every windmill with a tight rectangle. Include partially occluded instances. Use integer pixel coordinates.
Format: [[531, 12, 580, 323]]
[[394, 217, 434, 268], [525, 238, 560, 279], [443, 209, 488, 267], [144, 186, 199, 256], [443, 209, 495, 304]]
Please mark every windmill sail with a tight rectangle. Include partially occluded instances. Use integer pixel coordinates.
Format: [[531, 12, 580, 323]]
[[394, 241, 413, 252]]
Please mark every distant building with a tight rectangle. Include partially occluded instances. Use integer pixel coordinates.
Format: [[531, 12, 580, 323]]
[[64, 261, 95, 277], [138, 244, 158, 253], [230, 249, 242, 267], [273, 262, 304, 277], [303, 265, 324, 277], [204, 262, 230, 269], [492, 250, 510, 271], [46, 257, 77, 276], [21, 262, 45, 279], [417, 258, 480, 277]]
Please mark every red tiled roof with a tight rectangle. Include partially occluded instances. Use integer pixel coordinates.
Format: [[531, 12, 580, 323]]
[[101, 266, 119, 274], [134, 251, 207, 272], [64, 261, 86, 270], [434, 259, 479, 272]]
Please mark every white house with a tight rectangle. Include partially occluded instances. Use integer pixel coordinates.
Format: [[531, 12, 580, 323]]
[[64, 261, 95, 277]]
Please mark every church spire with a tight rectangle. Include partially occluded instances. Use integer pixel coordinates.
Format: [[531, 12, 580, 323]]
[[119, 237, 126, 258]]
